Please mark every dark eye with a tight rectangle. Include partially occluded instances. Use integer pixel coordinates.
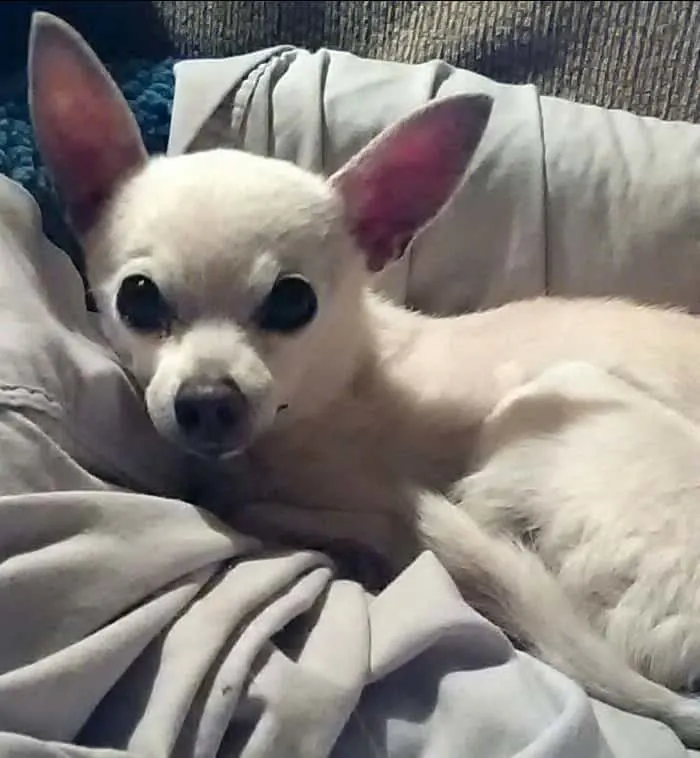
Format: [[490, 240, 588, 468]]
[[256, 274, 318, 333], [116, 275, 172, 333]]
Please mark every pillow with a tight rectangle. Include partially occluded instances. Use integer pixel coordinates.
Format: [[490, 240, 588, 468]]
[[169, 47, 700, 316]]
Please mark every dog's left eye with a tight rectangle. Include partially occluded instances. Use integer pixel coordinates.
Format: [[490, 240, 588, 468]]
[[116, 274, 172, 333], [256, 274, 318, 333]]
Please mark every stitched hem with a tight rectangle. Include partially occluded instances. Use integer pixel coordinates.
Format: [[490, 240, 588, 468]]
[[534, 86, 551, 295]]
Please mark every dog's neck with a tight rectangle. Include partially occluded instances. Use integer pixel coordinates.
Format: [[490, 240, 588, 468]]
[[263, 289, 479, 489], [275, 288, 423, 423]]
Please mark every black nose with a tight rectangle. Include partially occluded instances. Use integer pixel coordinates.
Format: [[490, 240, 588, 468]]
[[173, 378, 249, 454]]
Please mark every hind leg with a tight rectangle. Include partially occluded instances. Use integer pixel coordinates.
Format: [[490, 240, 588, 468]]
[[600, 582, 700, 693], [462, 360, 700, 694]]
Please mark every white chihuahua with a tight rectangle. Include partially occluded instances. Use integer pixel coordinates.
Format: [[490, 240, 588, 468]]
[[28, 11, 700, 745]]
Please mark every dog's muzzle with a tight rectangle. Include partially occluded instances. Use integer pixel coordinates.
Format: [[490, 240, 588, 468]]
[[173, 377, 251, 457]]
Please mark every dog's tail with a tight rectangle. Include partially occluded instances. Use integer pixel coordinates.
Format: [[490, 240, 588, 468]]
[[416, 491, 700, 747]]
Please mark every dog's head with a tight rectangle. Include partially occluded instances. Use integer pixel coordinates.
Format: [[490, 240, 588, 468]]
[[29, 12, 492, 459]]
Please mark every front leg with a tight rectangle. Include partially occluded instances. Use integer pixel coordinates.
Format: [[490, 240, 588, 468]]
[[225, 497, 412, 591], [189, 455, 412, 588]]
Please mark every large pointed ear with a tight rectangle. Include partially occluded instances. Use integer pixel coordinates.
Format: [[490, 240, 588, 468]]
[[28, 12, 148, 233], [330, 94, 492, 272]]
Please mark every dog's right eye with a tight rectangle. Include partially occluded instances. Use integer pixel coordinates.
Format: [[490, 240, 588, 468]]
[[255, 274, 318, 333], [116, 275, 171, 334]]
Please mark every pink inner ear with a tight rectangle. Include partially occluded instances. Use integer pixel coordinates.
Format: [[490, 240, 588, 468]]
[[41, 78, 145, 225], [333, 95, 492, 272], [29, 14, 147, 231]]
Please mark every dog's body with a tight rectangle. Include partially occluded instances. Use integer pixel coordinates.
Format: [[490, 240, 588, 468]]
[[234, 295, 700, 715], [238, 294, 700, 588], [28, 12, 700, 746]]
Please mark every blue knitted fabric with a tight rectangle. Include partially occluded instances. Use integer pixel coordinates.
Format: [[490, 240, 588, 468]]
[[0, 58, 175, 236]]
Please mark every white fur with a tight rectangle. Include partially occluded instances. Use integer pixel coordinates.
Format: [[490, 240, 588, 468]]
[[28, 11, 700, 746]]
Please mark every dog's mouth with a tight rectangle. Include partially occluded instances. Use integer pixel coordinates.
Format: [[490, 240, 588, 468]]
[[181, 435, 251, 461]]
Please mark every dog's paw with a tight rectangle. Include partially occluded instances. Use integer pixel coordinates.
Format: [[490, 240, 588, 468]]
[[327, 541, 395, 592]]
